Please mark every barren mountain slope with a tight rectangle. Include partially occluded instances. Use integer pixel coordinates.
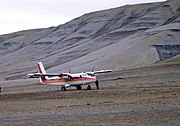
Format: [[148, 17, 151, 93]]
[[0, 0, 179, 80]]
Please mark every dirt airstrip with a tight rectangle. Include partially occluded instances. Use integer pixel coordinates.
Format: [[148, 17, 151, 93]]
[[0, 64, 180, 125]]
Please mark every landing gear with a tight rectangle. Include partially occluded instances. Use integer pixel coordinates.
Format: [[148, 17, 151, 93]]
[[61, 86, 66, 91], [76, 85, 82, 90], [87, 85, 91, 90], [95, 80, 99, 90]]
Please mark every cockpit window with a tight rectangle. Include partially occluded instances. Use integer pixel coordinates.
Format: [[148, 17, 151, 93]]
[[81, 73, 87, 77]]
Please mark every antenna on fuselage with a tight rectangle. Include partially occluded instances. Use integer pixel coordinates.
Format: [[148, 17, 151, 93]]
[[92, 67, 95, 72]]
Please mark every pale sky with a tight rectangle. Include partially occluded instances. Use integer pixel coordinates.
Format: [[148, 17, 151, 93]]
[[0, 0, 165, 35]]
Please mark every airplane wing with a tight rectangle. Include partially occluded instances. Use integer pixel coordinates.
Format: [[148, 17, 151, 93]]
[[93, 70, 112, 74], [27, 73, 75, 79], [27, 70, 112, 78], [86, 69, 112, 75], [27, 73, 65, 78]]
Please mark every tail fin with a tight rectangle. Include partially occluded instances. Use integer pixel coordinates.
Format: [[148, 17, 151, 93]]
[[37, 62, 46, 74]]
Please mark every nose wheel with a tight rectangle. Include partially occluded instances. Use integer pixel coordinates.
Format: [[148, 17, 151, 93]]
[[61, 86, 67, 91]]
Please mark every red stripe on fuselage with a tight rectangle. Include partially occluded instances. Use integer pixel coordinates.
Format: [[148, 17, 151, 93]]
[[37, 63, 42, 74], [41, 76, 96, 84]]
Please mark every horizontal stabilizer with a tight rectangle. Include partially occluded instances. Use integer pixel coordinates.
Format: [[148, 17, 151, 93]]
[[27, 73, 41, 78]]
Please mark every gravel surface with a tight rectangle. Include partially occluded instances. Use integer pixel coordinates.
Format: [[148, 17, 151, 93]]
[[0, 64, 180, 125]]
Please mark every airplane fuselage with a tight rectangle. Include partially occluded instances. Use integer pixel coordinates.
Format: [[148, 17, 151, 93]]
[[40, 73, 96, 86]]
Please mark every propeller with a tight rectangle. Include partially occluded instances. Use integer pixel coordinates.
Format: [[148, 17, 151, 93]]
[[69, 68, 71, 73], [95, 80, 99, 90]]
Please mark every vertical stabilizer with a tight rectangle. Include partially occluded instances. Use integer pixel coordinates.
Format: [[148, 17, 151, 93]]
[[37, 62, 47, 84], [37, 62, 46, 74]]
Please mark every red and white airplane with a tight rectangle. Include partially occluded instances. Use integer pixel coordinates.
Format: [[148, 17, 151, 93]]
[[27, 62, 112, 91]]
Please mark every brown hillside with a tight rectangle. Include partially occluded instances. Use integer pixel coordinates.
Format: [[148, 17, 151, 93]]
[[0, 0, 179, 80]]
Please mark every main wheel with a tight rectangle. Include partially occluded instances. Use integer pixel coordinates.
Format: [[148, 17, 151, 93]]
[[76, 85, 82, 90], [87, 85, 91, 90], [61, 86, 66, 91]]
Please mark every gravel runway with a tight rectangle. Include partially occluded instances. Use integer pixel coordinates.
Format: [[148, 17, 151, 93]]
[[0, 64, 180, 125]]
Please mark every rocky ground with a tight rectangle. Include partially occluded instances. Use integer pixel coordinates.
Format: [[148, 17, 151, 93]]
[[0, 63, 179, 125]]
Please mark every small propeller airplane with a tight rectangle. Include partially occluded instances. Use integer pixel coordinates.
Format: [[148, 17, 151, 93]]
[[27, 62, 112, 91]]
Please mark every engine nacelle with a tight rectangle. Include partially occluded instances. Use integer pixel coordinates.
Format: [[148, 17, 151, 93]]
[[87, 72, 95, 76]]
